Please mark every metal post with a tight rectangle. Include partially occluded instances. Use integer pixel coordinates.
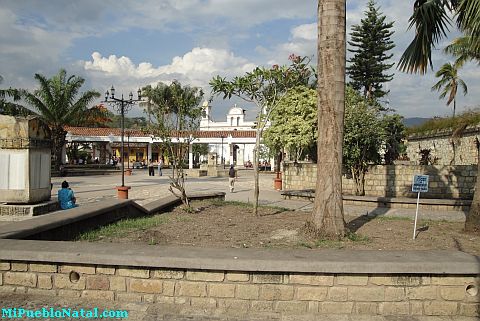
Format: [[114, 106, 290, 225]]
[[413, 191, 420, 239], [127, 131, 130, 169], [103, 86, 142, 199], [120, 98, 125, 187]]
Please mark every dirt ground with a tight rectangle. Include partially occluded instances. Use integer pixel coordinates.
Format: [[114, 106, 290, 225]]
[[79, 200, 480, 256]]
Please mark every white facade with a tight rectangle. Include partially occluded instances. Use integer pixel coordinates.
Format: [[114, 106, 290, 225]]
[[200, 101, 256, 131], [199, 101, 270, 166]]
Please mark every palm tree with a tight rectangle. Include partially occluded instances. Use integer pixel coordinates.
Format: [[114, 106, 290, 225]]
[[309, 0, 347, 238], [431, 62, 467, 118], [0, 75, 32, 117], [445, 36, 480, 67], [399, 0, 479, 74], [23, 69, 100, 170], [399, 0, 480, 231]]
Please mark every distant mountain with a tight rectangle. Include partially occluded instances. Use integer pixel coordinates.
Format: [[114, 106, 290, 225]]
[[402, 117, 431, 127]]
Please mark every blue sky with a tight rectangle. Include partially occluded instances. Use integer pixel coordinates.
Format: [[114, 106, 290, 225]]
[[1, 0, 479, 121]]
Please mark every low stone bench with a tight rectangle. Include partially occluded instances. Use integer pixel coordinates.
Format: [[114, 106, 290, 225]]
[[281, 189, 315, 200], [281, 190, 471, 211]]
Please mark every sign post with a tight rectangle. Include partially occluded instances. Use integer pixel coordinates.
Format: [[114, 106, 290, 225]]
[[411, 175, 429, 239]]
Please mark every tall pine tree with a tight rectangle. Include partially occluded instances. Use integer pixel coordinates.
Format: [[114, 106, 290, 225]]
[[347, 0, 395, 100]]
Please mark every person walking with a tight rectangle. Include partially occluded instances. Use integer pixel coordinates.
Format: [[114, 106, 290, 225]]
[[158, 157, 163, 176], [148, 159, 155, 176], [228, 164, 236, 193]]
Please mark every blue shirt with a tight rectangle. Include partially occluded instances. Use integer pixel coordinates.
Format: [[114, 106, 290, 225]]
[[58, 188, 76, 210]]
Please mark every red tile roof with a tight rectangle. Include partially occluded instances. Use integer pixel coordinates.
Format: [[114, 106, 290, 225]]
[[65, 126, 256, 139]]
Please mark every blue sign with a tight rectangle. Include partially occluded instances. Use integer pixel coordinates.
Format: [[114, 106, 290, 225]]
[[412, 175, 429, 193]]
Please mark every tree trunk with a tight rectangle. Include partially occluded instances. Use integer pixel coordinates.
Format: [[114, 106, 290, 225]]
[[465, 159, 480, 232], [453, 98, 456, 118], [253, 126, 261, 216], [52, 127, 67, 171], [309, 0, 347, 238], [352, 167, 365, 196]]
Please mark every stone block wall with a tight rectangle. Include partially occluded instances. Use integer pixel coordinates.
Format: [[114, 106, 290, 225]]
[[283, 163, 477, 199], [0, 261, 479, 317], [406, 126, 480, 166]]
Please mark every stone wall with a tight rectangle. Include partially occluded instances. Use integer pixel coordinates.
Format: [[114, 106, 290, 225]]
[[406, 125, 480, 165], [283, 163, 477, 199], [1, 261, 478, 317]]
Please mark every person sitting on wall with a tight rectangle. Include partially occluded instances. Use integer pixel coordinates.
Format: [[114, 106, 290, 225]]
[[58, 181, 77, 210]]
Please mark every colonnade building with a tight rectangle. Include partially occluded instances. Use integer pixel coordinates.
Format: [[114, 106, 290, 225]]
[[63, 101, 268, 169]]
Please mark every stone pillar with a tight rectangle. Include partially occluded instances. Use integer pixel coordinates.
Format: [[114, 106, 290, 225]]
[[99, 143, 107, 164], [238, 146, 245, 165], [188, 144, 193, 169], [147, 143, 152, 161], [61, 144, 67, 164]]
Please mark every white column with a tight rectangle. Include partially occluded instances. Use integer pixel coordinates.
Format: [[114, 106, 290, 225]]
[[61, 144, 67, 164], [227, 135, 233, 166], [147, 143, 152, 161], [229, 143, 233, 165], [188, 143, 193, 169]]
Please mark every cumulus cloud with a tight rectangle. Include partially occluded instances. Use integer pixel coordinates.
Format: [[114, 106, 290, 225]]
[[263, 23, 317, 66], [83, 48, 256, 89]]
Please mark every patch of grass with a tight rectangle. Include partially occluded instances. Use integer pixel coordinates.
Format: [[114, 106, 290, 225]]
[[346, 232, 370, 243], [314, 239, 345, 249], [211, 199, 290, 212], [175, 215, 193, 223], [77, 215, 169, 242], [375, 216, 412, 222]]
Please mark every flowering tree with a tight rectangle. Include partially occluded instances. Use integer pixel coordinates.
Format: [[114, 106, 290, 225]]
[[210, 55, 313, 215]]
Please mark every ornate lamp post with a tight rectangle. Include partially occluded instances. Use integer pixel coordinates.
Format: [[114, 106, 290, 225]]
[[103, 86, 142, 199]]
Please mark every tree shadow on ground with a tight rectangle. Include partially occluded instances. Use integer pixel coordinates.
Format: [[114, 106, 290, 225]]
[[346, 207, 390, 233], [415, 225, 429, 238]]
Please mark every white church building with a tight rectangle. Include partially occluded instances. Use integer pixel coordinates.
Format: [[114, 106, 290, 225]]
[[199, 101, 269, 167]]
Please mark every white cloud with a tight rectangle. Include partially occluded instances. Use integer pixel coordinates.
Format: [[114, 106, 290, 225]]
[[291, 24, 317, 41], [263, 23, 317, 65], [83, 48, 257, 89], [0, 7, 77, 88]]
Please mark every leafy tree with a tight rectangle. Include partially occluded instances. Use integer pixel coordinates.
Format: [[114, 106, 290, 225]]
[[143, 80, 203, 207], [210, 54, 312, 216], [192, 143, 209, 166], [310, 0, 347, 238], [382, 114, 406, 165], [343, 87, 384, 195], [431, 62, 468, 118], [107, 114, 147, 128], [263, 86, 317, 162], [81, 104, 113, 128], [347, 0, 395, 100], [22, 69, 100, 170]]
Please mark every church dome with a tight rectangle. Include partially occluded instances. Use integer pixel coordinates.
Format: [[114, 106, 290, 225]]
[[227, 105, 244, 115]]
